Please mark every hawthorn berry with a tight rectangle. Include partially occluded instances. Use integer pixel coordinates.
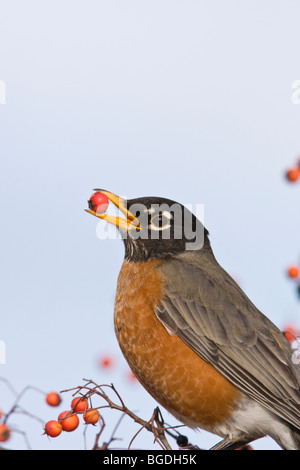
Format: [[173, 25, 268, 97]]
[[88, 192, 109, 214], [287, 266, 300, 279], [127, 369, 138, 382], [44, 420, 62, 438], [46, 392, 61, 407], [0, 424, 10, 442], [283, 324, 299, 343], [286, 167, 300, 182], [71, 397, 88, 413], [83, 409, 100, 425], [99, 354, 115, 369], [58, 411, 79, 432]]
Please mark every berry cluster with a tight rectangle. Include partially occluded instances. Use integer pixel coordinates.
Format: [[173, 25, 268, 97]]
[[44, 393, 100, 438]]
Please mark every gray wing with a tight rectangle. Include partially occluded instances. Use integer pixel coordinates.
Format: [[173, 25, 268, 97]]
[[156, 253, 300, 429]]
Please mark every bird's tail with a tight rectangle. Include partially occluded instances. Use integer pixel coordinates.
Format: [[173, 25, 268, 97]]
[[275, 424, 300, 450], [266, 418, 300, 450], [290, 427, 300, 450]]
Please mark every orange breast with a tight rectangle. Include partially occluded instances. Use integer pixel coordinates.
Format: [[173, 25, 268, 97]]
[[114, 259, 241, 431]]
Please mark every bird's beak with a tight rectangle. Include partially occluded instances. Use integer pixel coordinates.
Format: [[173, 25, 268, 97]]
[[85, 189, 140, 231]]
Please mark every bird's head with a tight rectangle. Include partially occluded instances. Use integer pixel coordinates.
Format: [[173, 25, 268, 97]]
[[86, 190, 209, 262]]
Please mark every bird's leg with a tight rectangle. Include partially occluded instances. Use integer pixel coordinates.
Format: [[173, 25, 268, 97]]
[[151, 406, 172, 450]]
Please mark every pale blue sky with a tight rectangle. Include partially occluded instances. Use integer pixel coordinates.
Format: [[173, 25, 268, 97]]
[[0, 0, 300, 450]]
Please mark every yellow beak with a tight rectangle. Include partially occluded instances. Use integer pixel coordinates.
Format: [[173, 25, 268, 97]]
[[85, 189, 140, 231]]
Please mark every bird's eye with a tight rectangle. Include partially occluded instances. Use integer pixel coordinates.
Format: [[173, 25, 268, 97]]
[[150, 213, 171, 230]]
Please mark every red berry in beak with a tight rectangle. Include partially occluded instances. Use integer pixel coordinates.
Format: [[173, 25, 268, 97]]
[[88, 192, 109, 214]]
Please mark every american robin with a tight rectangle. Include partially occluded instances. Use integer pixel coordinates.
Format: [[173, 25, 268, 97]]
[[86, 190, 300, 450]]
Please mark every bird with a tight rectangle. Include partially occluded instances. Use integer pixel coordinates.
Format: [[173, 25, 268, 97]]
[[86, 190, 300, 450]]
